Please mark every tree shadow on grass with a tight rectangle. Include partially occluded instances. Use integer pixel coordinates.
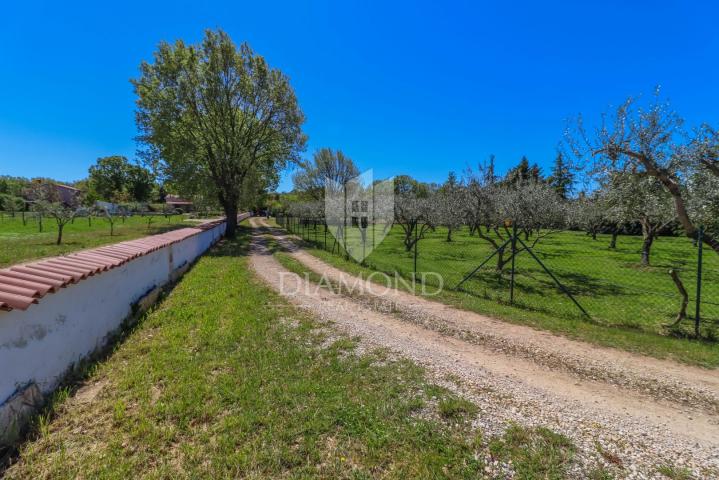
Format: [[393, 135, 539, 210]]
[[455, 265, 626, 299], [518, 269, 627, 297], [205, 225, 253, 258]]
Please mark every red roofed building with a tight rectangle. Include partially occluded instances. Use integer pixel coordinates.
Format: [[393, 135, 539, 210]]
[[165, 195, 193, 212]]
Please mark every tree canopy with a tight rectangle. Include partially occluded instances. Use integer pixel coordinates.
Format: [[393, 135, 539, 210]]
[[88, 156, 155, 203], [292, 148, 359, 200], [568, 90, 719, 255], [133, 29, 306, 236]]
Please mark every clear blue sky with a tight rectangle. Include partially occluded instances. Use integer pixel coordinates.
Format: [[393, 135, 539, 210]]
[[1, 1, 718, 191]]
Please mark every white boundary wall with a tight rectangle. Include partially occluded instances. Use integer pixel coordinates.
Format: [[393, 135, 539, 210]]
[[0, 221, 227, 419]]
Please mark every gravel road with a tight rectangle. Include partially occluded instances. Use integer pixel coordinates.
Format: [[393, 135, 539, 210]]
[[248, 217, 719, 479]]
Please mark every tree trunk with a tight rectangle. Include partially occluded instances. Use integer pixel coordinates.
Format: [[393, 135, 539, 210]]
[[609, 230, 618, 249], [404, 235, 415, 252], [667, 269, 688, 326], [625, 150, 719, 256], [591, 230, 597, 240], [225, 203, 239, 238], [496, 248, 506, 271], [446, 226, 452, 242], [640, 223, 654, 266], [56, 224, 64, 245], [701, 232, 719, 255]]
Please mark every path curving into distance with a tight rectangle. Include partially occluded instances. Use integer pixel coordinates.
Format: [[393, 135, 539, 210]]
[[248, 217, 719, 477]]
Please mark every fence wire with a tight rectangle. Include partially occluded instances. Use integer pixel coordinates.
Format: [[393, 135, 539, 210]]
[[276, 214, 718, 338]]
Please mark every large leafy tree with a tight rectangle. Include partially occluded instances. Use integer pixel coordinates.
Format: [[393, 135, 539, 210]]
[[133, 29, 306, 237], [292, 148, 359, 200], [126, 164, 155, 202], [88, 156, 155, 202], [88, 156, 128, 201]]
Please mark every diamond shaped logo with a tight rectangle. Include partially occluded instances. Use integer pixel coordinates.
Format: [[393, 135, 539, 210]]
[[325, 170, 394, 262]]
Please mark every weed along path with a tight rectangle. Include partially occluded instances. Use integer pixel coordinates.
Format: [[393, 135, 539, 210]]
[[248, 217, 719, 477]]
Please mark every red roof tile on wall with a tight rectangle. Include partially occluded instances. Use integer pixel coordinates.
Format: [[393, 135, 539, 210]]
[[0, 214, 248, 313]]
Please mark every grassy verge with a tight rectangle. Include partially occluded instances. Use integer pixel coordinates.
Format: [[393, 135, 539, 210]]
[[269, 222, 719, 368], [0, 214, 192, 267], [3, 226, 576, 479]]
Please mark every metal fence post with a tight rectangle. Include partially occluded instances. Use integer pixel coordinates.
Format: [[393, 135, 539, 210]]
[[509, 222, 518, 305], [413, 223, 418, 280], [695, 226, 704, 338], [343, 183, 348, 260]]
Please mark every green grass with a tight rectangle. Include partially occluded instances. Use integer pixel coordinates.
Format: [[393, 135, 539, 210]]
[[0, 214, 192, 267], [437, 398, 479, 420], [488, 424, 575, 480], [281, 220, 719, 367], [656, 464, 694, 480], [4, 226, 577, 479]]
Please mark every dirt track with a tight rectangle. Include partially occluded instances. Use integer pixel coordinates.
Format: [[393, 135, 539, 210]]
[[248, 217, 719, 478]]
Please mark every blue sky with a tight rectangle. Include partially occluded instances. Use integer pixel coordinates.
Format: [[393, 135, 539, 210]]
[[1, 1, 718, 191]]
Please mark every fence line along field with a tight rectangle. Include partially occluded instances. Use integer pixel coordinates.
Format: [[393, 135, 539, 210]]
[[0, 212, 191, 267], [279, 215, 719, 365]]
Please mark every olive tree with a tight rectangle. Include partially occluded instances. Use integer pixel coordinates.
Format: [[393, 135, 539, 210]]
[[436, 172, 463, 242], [0, 194, 24, 219], [133, 29, 306, 237], [394, 192, 436, 252], [571, 194, 607, 241], [39, 202, 76, 245], [569, 91, 719, 255], [27, 183, 78, 245], [462, 165, 566, 271], [497, 182, 566, 243], [686, 158, 719, 238], [604, 173, 675, 265]]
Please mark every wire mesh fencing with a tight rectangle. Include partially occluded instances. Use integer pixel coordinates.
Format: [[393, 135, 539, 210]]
[[275, 214, 718, 339]]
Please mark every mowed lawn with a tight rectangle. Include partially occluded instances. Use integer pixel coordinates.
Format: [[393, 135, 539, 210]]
[[0, 214, 192, 267], [289, 221, 719, 367], [3, 226, 577, 479]]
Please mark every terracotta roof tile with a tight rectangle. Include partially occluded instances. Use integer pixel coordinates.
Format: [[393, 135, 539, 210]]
[[10, 266, 77, 284], [0, 283, 40, 298], [0, 274, 56, 295], [0, 214, 247, 313], [0, 291, 38, 311], [0, 270, 66, 290]]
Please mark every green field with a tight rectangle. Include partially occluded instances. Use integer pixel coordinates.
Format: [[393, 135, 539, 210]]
[[4, 226, 577, 479], [0, 213, 192, 267], [283, 219, 719, 367]]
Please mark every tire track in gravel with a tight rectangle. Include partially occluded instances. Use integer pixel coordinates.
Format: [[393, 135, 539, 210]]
[[247, 217, 719, 477], [253, 218, 719, 416]]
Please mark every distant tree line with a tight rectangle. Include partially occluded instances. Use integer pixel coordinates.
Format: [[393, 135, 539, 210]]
[[283, 91, 718, 270]]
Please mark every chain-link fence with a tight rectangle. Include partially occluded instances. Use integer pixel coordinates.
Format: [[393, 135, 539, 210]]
[[275, 214, 718, 339]]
